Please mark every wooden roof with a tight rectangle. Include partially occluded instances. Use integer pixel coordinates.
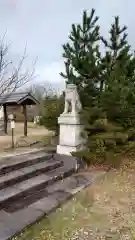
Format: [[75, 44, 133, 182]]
[[0, 92, 39, 105]]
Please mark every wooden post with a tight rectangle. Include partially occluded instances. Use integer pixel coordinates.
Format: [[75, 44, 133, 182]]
[[23, 105, 27, 136], [3, 104, 7, 134]]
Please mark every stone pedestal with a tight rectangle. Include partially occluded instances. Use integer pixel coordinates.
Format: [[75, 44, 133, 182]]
[[57, 113, 84, 156]]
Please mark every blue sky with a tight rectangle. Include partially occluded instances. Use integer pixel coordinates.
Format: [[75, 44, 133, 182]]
[[0, 0, 134, 90]]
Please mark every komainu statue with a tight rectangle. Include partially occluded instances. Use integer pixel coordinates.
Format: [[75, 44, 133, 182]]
[[63, 84, 82, 114]]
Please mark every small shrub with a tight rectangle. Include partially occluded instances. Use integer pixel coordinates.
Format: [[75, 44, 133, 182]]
[[72, 112, 131, 167], [39, 95, 64, 136]]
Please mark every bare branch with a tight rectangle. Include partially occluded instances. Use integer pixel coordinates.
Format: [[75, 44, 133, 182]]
[[0, 35, 36, 96], [26, 83, 58, 103]]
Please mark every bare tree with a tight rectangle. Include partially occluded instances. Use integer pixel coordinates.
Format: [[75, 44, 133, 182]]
[[27, 83, 58, 102], [28, 84, 48, 102], [0, 35, 36, 96]]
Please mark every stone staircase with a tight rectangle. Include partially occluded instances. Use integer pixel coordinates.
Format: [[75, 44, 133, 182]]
[[0, 150, 104, 239], [0, 150, 84, 239]]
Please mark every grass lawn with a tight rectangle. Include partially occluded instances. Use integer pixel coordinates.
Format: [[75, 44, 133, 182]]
[[13, 159, 135, 240]]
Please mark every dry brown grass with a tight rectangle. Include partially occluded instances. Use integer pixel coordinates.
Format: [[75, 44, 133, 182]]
[[0, 123, 53, 151]]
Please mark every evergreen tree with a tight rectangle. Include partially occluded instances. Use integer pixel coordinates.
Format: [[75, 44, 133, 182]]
[[40, 94, 64, 136], [61, 10, 135, 164], [101, 16, 135, 128], [100, 16, 130, 88], [60, 9, 101, 107]]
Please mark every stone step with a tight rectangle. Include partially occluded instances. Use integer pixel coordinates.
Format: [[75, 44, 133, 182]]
[[0, 151, 52, 176], [0, 164, 75, 209], [0, 172, 104, 240], [0, 153, 79, 240], [3, 172, 98, 213], [0, 159, 63, 190]]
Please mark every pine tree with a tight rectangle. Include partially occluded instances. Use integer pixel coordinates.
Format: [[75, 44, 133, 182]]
[[100, 16, 130, 88], [101, 16, 135, 128], [61, 11, 135, 164], [60, 9, 101, 107]]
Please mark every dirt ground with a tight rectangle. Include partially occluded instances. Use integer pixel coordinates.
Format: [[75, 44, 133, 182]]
[[0, 122, 53, 151]]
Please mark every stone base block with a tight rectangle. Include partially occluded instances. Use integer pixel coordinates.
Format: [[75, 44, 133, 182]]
[[57, 113, 85, 156], [57, 145, 80, 156]]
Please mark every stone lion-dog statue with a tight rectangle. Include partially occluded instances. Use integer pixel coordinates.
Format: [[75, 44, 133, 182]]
[[63, 84, 82, 114]]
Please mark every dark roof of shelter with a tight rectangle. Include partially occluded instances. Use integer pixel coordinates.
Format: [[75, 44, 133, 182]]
[[0, 92, 39, 105]]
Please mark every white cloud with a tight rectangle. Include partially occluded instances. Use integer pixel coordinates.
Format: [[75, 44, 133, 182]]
[[36, 61, 64, 82], [0, 0, 135, 91]]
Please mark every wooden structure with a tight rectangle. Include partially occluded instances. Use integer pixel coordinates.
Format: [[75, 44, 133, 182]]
[[0, 92, 39, 136]]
